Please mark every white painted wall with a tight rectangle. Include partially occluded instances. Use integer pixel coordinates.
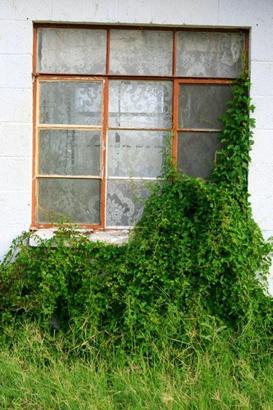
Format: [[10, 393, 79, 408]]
[[0, 0, 273, 284]]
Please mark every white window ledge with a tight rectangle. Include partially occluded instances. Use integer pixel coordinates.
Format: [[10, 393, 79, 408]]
[[29, 229, 130, 247]]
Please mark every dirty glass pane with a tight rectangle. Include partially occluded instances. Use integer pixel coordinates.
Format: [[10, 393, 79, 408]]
[[39, 130, 101, 176], [38, 178, 100, 224], [106, 179, 153, 226], [176, 31, 244, 77], [110, 29, 173, 75], [179, 85, 232, 129], [108, 130, 169, 178], [38, 28, 107, 74], [109, 81, 172, 128], [178, 132, 221, 179], [40, 81, 102, 125]]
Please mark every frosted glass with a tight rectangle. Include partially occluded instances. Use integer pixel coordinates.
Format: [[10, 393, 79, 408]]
[[179, 85, 232, 129], [38, 28, 107, 74], [110, 29, 173, 75], [39, 130, 101, 176], [106, 180, 152, 226], [40, 81, 102, 125], [108, 130, 169, 177], [109, 81, 172, 128], [176, 31, 244, 78], [178, 132, 221, 179], [38, 178, 100, 224]]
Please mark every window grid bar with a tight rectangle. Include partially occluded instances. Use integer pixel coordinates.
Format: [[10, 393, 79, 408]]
[[177, 78, 233, 85], [101, 77, 109, 228], [172, 79, 179, 164], [106, 28, 110, 75], [34, 76, 41, 226], [177, 128, 222, 133], [33, 223, 102, 230], [37, 75, 105, 81], [31, 26, 38, 227], [107, 176, 163, 180], [38, 124, 103, 130], [172, 31, 176, 77], [108, 127, 172, 132], [35, 23, 247, 35], [35, 73, 236, 82], [105, 225, 134, 230], [37, 175, 102, 179]]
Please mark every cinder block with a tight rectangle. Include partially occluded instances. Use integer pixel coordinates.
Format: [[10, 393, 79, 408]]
[[0, 123, 32, 157], [250, 62, 273, 96], [0, 158, 32, 192], [250, 193, 273, 231], [0, 20, 32, 55], [218, 0, 273, 26], [51, 0, 117, 22], [51, 0, 216, 31], [249, 162, 273, 197], [148, 0, 218, 26], [0, 88, 32, 123], [114, 0, 150, 24], [0, 191, 31, 225], [0, 55, 32, 88], [0, 0, 53, 20], [250, 130, 273, 164], [251, 24, 273, 62], [251, 96, 273, 129]]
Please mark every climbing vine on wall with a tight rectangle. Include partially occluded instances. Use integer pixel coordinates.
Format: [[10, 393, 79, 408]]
[[1, 76, 273, 356], [212, 76, 255, 197]]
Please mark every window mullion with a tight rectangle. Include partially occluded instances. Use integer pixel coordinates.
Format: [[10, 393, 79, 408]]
[[101, 77, 109, 229], [172, 30, 176, 77], [172, 79, 179, 167]]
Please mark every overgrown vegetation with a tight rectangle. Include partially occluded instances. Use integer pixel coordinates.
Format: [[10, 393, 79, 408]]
[[2, 329, 273, 409], [1, 76, 273, 408]]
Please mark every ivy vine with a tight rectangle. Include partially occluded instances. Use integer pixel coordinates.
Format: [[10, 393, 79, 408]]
[[1, 76, 273, 357]]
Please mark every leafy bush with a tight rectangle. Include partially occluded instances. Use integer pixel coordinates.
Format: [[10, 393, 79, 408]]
[[1, 77, 273, 358]]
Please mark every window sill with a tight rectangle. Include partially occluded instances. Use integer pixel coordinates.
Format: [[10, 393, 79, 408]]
[[29, 229, 130, 247]]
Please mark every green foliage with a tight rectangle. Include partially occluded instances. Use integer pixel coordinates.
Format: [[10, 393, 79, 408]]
[[1, 76, 273, 359], [212, 76, 255, 199]]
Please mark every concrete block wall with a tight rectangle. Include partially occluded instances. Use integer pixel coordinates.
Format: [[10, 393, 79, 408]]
[[0, 0, 273, 287]]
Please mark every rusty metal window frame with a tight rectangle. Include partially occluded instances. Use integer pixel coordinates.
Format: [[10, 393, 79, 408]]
[[32, 24, 248, 230]]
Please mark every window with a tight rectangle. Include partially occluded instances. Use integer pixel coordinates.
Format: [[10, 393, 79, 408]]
[[32, 25, 246, 229]]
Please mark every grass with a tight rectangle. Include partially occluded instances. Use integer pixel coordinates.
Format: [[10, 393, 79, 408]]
[[1, 324, 273, 409]]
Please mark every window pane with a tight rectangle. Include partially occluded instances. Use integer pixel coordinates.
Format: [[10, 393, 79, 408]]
[[110, 29, 173, 75], [39, 130, 100, 176], [40, 81, 102, 125], [108, 130, 169, 178], [176, 31, 244, 78], [106, 179, 152, 226], [178, 132, 221, 179], [38, 28, 107, 74], [179, 85, 232, 129], [109, 81, 172, 128], [38, 178, 100, 224]]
